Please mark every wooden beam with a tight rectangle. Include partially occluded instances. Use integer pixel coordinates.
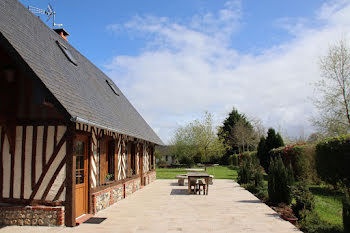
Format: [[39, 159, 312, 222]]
[[0, 197, 64, 206], [41, 156, 67, 201], [127, 142, 131, 177], [87, 136, 92, 214], [65, 123, 75, 227], [0, 128, 5, 199], [53, 179, 65, 201]]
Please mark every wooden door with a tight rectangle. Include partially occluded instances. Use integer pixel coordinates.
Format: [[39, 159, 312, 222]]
[[74, 135, 88, 218]]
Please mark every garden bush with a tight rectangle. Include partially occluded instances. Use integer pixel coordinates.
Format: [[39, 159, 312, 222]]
[[299, 210, 342, 233], [238, 156, 252, 184], [344, 189, 350, 233], [268, 156, 294, 204], [270, 144, 318, 182], [316, 134, 350, 187], [232, 154, 239, 166], [291, 182, 315, 219]]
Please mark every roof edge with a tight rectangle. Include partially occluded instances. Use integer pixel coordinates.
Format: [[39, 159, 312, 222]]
[[71, 116, 164, 145]]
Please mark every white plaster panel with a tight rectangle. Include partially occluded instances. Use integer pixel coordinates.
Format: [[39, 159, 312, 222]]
[[2, 134, 10, 198], [24, 126, 33, 199], [56, 126, 66, 145], [47, 164, 66, 201], [13, 126, 22, 199], [34, 142, 66, 200], [35, 126, 43, 183], [46, 126, 54, 162]]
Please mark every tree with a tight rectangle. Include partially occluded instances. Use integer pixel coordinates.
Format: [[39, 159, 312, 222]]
[[218, 108, 257, 154], [257, 136, 268, 170], [170, 111, 225, 165], [268, 156, 294, 204], [257, 128, 284, 172], [312, 37, 350, 136]]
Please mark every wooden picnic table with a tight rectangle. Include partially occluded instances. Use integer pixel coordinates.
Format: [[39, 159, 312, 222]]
[[187, 172, 210, 195]]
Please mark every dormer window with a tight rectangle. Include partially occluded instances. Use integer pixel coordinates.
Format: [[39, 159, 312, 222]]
[[106, 80, 119, 96], [56, 41, 77, 66]]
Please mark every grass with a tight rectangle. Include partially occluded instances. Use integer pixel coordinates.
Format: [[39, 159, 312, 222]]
[[156, 165, 238, 180], [309, 185, 344, 229]]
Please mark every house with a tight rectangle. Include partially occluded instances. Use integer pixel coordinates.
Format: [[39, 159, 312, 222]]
[[156, 145, 176, 165], [0, 0, 163, 227]]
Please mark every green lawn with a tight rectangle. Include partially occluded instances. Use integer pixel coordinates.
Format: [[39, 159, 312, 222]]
[[156, 165, 238, 180], [310, 185, 344, 229]]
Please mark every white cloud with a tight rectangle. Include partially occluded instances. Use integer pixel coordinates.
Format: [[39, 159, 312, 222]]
[[105, 0, 350, 143]]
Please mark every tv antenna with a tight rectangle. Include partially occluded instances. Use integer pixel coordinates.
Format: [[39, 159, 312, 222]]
[[28, 4, 63, 28]]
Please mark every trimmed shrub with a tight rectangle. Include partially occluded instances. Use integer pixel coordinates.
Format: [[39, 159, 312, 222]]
[[270, 144, 318, 182], [268, 156, 294, 204], [291, 182, 315, 219], [316, 134, 350, 187], [238, 156, 252, 184]]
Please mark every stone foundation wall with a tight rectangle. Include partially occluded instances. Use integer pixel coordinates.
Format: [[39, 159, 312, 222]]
[[134, 179, 141, 191], [92, 177, 142, 214], [0, 206, 64, 226], [125, 181, 134, 197], [142, 171, 156, 186], [149, 171, 156, 183]]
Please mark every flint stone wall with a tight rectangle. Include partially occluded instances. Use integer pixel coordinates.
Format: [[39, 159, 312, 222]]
[[0, 206, 64, 226]]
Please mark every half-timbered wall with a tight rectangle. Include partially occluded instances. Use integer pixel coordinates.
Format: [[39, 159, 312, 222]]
[[136, 143, 140, 175], [143, 143, 150, 173], [75, 122, 156, 189], [117, 136, 127, 180], [0, 125, 67, 203]]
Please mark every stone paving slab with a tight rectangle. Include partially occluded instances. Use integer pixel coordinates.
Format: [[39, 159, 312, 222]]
[[0, 180, 300, 233]]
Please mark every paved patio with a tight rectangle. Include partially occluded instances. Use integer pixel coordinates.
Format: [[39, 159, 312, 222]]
[[0, 179, 300, 233]]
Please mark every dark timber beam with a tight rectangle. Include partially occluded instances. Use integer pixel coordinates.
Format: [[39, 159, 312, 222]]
[[65, 123, 76, 227]]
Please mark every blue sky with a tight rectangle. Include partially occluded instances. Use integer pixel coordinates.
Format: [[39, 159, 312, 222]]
[[20, 0, 325, 62], [19, 0, 350, 143]]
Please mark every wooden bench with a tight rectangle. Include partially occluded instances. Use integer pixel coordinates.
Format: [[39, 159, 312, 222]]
[[175, 174, 187, 186]]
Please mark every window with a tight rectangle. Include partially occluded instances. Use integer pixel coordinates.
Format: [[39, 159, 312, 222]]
[[75, 141, 85, 184], [106, 80, 119, 96], [107, 141, 115, 180], [56, 40, 77, 66]]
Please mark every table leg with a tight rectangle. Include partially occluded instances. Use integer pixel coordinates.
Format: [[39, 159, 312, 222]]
[[188, 177, 191, 194], [206, 177, 209, 195]]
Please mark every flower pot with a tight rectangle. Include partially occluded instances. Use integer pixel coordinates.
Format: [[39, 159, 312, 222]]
[[281, 215, 298, 224]]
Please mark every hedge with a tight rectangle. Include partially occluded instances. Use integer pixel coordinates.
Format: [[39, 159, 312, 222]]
[[316, 134, 350, 187], [269, 144, 317, 182]]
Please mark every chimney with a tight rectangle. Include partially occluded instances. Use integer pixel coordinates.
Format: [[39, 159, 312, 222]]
[[54, 28, 69, 41]]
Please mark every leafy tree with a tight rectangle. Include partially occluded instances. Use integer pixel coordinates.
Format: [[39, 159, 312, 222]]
[[312, 37, 350, 136], [170, 111, 225, 165]]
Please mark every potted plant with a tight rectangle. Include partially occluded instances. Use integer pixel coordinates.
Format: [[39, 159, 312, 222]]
[[105, 173, 114, 183]]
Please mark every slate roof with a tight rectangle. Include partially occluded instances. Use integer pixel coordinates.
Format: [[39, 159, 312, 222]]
[[0, 0, 163, 145]]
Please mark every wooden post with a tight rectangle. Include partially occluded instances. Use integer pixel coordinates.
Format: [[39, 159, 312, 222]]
[[127, 142, 131, 177], [153, 146, 156, 171], [65, 123, 76, 227]]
